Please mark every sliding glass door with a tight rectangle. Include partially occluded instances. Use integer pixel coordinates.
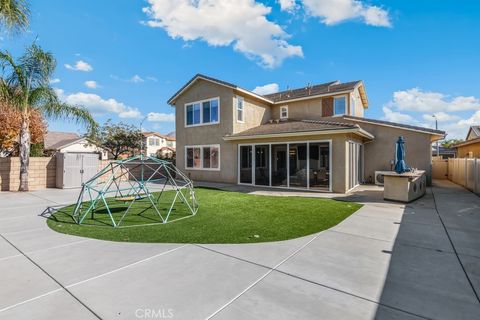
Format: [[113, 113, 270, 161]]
[[289, 144, 308, 188], [239, 145, 252, 184], [239, 141, 332, 191], [271, 144, 287, 187], [309, 142, 330, 190], [255, 145, 270, 186]]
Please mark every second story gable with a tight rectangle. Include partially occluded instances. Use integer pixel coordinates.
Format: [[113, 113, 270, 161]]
[[168, 74, 369, 136]]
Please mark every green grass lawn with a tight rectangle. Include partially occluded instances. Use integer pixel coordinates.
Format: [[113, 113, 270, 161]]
[[47, 188, 361, 243]]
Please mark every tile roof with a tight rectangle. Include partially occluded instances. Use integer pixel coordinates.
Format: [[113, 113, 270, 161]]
[[168, 74, 362, 105], [342, 115, 445, 135], [44, 132, 80, 150], [225, 119, 363, 138], [263, 81, 361, 103]]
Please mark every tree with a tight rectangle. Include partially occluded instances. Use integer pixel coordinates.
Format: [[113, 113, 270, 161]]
[[0, 43, 97, 191], [95, 120, 142, 160], [0, 0, 29, 33], [441, 139, 464, 148], [0, 102, 46, 156]]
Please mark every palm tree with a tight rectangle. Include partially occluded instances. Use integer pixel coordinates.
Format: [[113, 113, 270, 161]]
[[0, 0, 29, 33], [0, 44, 97, 191]]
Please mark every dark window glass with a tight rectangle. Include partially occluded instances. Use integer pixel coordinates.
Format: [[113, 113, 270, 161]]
[[203, 147, 211, 168], [186, 105, 193, 125], [186, 148, 193, 168], [202, 101, 211, 123]]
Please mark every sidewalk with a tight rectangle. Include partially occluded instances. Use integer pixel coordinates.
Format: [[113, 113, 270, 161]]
[[0, 180, 479, 319]]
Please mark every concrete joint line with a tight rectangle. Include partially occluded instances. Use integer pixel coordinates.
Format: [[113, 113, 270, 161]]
[[204, 233, 322, 319], [0, 242, 189, 315], [0, 239, 93, 262]]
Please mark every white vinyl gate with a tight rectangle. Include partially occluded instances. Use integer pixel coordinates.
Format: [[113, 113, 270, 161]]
[[56, 153, 99, 189]]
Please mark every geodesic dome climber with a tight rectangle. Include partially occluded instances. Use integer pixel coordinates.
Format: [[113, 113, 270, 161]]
[[71, 155, 198, 227]]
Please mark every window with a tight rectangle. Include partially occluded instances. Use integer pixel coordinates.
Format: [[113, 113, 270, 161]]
[[185, 145, 220, 170], [148, 137, 159, 146], [237, 96, 244, 122], [280, 106, 288, 119], [333, 96, 346, 116], [185, 98, 219, 126]]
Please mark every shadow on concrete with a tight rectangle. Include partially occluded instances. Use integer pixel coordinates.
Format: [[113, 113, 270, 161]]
[[372, 182, 480, 319]]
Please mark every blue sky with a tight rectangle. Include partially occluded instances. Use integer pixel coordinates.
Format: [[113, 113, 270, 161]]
[[2, 0, 479, 139]]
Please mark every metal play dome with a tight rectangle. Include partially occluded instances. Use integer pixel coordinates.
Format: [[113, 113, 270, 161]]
[[71, 155, 198, 227]]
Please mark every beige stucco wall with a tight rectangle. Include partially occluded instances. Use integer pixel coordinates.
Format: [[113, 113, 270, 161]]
[[341, 118, 434, 185], [270, 92, 365, 120], [350, 88, 365, 117], [232, 92, 271, 133], [174, 79, 237, 183]]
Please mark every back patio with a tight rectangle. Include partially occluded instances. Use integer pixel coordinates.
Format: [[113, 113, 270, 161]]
[[0, 180, 479, 319]]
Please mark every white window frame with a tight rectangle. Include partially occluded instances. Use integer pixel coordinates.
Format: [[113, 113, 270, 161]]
[[185, 144, 221, 171], [237, 140, 332, 192], [280, 106, 289, 119], [236, 96, 244, 123], [333, 95, 347, 117], [184, 97, 220, 128]]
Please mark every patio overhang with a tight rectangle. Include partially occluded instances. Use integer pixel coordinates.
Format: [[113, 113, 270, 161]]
[[223, 127, 375, 141]]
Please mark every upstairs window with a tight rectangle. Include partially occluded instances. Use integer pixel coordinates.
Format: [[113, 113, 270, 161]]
[[237, 97, 244, 122], [148, 137, 160, 146], [333, 96, 346, 116], [185, 98, 219, 127], [280, 106, 288, 119]]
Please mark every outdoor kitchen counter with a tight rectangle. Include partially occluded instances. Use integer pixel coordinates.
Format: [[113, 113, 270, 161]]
[[383, 170, 426, 203]]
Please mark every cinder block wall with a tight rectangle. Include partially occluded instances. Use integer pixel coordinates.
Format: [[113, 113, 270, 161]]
[[0, 157, 56, 191]]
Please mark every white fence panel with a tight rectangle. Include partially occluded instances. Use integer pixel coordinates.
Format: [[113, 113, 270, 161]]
[[447, 157, 480, 195]]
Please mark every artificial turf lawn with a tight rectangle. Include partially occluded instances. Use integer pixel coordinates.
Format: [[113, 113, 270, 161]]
[[47, 188, 361, 243]]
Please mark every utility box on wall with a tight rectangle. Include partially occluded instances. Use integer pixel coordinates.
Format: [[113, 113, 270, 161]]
[[56, 153, 99, 189]]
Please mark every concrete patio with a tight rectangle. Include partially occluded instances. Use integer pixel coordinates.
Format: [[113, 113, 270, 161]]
[[0, 180, 479, 319]]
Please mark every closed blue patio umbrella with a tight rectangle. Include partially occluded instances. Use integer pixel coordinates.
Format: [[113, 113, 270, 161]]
[[394, 136, 410, 174]]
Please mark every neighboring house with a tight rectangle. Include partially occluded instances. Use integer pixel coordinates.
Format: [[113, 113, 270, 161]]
[[44, 132, 108, 160], [143, 132, 176, 157], [432, 146, 456, 159], [168, 74, 445, 193], [453, 126, 480, 158]]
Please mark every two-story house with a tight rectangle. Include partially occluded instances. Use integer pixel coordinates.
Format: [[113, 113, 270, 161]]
[[168, 74, 445, 193], [143, 132, 176, 158]]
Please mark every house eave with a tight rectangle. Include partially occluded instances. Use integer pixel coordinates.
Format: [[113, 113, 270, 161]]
[[223, 128, 374, 141]]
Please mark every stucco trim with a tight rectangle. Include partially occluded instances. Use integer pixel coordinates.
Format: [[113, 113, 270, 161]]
[[343, 116, 445, 139], [224, 128, 374, 141]]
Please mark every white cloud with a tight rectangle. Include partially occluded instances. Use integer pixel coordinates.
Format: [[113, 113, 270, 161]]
[[383, 88, 480, 139], [142, 0, 303, 68], [84, 80, 99, 89], [302, 0, 391, 27], [65, 60, 93, 72], [56, 89, 142, 119], [278, 0, 297, 12], [131, 75, 144, 83], [252, 83, 280, 95], [388, 88, 480, 113], [382, 106, 416, 124], [147, 112, 175, 122], [49, 78, 61, 84], [422, 112, 460, 123], [146, 76, 158, 82]]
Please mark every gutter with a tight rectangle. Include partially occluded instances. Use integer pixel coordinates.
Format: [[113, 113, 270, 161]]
[[223, 127, 375, 141]]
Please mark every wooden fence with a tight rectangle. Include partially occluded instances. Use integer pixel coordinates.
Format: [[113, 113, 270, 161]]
[[433, 158, 480, 195]]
